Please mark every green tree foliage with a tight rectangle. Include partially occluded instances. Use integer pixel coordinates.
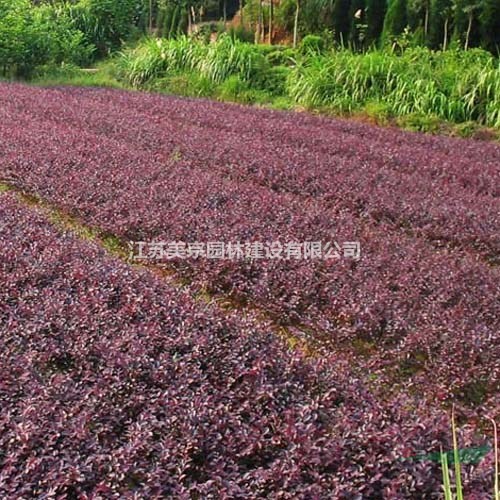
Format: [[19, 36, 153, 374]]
[[429, 0, 453, 48], [480, 0, 500, 52], [365, 0, 387, 45], [273, 0, 498, 53], [0, 0, 94, 77], [0, 0, 27, 74], [70, 0, 139, 56], [293, 0, 324, 34], [383, 0, 408, 43], [331, 0, 351, 44]]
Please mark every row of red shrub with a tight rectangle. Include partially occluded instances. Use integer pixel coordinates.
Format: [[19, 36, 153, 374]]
[[0, 84, 497, 413], [5, 84, 500, 259], [2, 193, 483, 497]]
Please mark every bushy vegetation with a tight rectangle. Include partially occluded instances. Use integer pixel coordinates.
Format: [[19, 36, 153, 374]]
[[1, 0, 499, 135], [0, 0, 144, 78], [116, 36, 500, 130], [2, 191, 495, 496], [118, 35, 270, 87], [0, 0, 94, 77], [66, 0, 142, 57], [288, 46, 500, 127]]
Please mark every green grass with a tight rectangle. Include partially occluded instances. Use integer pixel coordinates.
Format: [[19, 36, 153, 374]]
[[117, 35, 270, 88], [149, 72, 215, 98], [288, 47, 500, 129], [490, 417, 500, 500], [441, 447, 453, 500], [451, 408, 464, 500], [31, 60, 124, 89], [440, 409, 499, 499], [101, 234, 125, 255]]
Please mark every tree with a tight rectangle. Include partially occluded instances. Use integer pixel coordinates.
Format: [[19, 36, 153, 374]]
[[331, 0, 351, 45], [70, 0, 138, 56], [453, 0, 481, 49], [407, 0, 430, 40], [257, 0, 263, 42], [349, 0, 366, 48], [149, 0, 153, 32], [170, 4, 180, 35], [382, 0, 408, 43], [442, 5, 452, 49], [365, 0, 386, 45], [463, 2, 480, 49], [429, 0, 453, 49], [480, 0, 500, 52], [268, 0, 274, 43], [0, 0, 94, 77], [0, 0, 28, 75], [160, 3, 174, 36], [293, 0, 300, 47]]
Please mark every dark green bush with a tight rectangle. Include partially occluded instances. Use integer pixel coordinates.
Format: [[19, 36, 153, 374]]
[[299, 35, 326, 55], [0, 0, 94, 78], [255, 65, 290, 95], [265, 47, 297, 66], [69, 0, 138, 57], [228, 25, 255, 44]]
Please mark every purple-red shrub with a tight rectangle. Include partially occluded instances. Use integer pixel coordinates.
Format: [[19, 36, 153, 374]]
[[0, 84, 497, 410], [2, 194, 487, 497], [1, 84, 498, 259]]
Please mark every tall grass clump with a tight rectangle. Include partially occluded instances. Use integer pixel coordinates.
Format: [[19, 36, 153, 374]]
[[198, 35, 269, 84], [288, 47, 500, 127], [120, 35, 269, 88], [118, 37, 202, 87]]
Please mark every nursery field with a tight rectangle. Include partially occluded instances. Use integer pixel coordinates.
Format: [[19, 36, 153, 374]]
[[0, 83, 499, 496]]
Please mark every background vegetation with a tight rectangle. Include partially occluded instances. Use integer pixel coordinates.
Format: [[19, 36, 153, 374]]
[[1, 0, 499, 137]]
